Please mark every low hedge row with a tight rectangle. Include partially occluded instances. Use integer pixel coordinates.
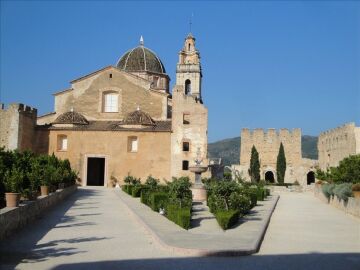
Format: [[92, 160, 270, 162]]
[[166, 204, 191, 230], [149, 192, 168, 212], [215, 210, 240, 230]]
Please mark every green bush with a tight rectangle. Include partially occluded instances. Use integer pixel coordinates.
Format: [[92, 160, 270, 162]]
[[228, 193, 251, 214], [207, 194, 226, 213], [140, 188, 150, 205], [166, 204, 191, 230], [150, 192, 168, 212], [248, 191, 257, 208], [322, 183, 335, 199], [167, 177, 192, 208], [265, 188, 271, 196], [145, 175, 159, 189], [132, 185, 143, 197], [333, 183, 353, 201], [3, 166, 25, 193], [256, 187, 265, 201], [215, 210, 240, 230]]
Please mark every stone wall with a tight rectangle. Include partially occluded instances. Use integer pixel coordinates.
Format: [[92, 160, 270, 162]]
[[170, 85, 209, 181], [38, 67, 169, 125], [48, 129, 172, 186], [318, 122, 360, 170], [0, 103, 37, 151], [0, 185, 77, 240]]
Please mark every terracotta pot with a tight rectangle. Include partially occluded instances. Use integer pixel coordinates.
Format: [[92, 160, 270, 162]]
[[353, 191, 360, 199], [40, 185, 49, 196], [5, 193, 21, 207]]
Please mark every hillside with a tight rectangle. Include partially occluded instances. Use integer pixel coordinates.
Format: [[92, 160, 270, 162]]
[[208, 135, 318, 166]]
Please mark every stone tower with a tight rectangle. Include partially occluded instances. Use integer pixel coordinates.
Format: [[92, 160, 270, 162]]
[[176, 33, 202, 101], [171, 33, 209, 181]]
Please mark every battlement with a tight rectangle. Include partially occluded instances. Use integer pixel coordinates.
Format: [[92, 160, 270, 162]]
[[1, 103, 37, 115], [319, 122, 356, 137], [241, 128, 301, 140]]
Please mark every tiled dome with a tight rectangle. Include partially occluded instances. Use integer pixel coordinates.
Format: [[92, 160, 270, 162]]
[[116, 39, 166, 74]]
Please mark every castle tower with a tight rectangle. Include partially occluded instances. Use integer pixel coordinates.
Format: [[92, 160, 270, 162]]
[[176, 33, 202, 101], [171, 33, 209, 181]]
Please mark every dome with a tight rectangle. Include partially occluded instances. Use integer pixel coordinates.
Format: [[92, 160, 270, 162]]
[[123, 109, 155, 126], [116, 39, 166, 74], [53, 111, 89, 125]]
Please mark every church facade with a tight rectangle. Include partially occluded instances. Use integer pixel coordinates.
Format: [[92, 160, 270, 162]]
[[0, 34, 209, 186]]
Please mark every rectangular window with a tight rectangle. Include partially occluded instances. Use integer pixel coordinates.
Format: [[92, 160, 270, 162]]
[[153, 76, 159, 87], [182, 160, 189, 170], [57, 135, 68, 151], [128, 136, 138, 152], [104, 93, 118, 112], [183, 113, 190, 125], [183, 142, 190, 151]]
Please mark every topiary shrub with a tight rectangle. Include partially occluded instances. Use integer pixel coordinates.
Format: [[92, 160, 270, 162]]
[[140, 188, 150, 205], [166, 204, 191, 230], [150, 192, 168, 212], [333, 183, 352, 201], [215, 210, 240, 230]]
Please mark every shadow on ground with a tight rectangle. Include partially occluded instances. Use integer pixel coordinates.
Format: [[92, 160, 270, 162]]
[[48, 253, 360, 270], [0, 188, 109, 267]]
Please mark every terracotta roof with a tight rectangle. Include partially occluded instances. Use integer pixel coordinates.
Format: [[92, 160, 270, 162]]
[[46, 120, 171, 132], [53, 111, 89, 125], [123, 110, 155, 126]]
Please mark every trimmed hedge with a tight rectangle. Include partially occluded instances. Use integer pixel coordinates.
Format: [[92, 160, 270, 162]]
[[256, 188, 265, 201], [131, 185, 143, 197], [166, 204, 191, 230], [140, 188, 150, 205], [248, 191, 257, 208], [215, 210, 240, 230], [150, 192, 168, 212]]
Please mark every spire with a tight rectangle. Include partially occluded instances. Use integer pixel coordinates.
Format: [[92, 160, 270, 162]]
[[140, 35, 144, 46]]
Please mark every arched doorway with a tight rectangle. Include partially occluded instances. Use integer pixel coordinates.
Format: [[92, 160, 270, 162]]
[[307, 171, 315, 185], [265, 171, 275, 183], [185, 79, 191, 95]]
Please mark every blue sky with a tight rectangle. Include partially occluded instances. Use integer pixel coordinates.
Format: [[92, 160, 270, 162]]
[[1, 1, 359, 142]]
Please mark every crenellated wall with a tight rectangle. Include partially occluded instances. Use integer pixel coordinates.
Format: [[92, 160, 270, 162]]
[[0, 103, 37, 151], [318, 122, 360, 170]]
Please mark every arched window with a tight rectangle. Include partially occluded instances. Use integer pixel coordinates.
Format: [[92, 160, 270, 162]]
[[103, 92, 118, 112], [185, 79, 191, 95], [188, 43, 191, 51]]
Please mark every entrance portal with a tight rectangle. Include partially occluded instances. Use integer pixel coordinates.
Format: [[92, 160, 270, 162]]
[[87, 157, 105, 186], [265, 171, 275, 183], [307, 171, 315, 185]]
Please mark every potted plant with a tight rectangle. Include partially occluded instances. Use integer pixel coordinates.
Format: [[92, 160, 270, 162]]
[[40, 165, 53, 196], [3, 167, 24, 207], [352, 183, 360, 199]]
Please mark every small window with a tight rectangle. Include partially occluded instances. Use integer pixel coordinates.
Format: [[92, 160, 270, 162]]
[[183, 142, 190, 151], [128, 136, 138, 152], [153, 76, 159, 87], [185, 79, 191, 95], [103, 92, 118, 112], [57, 135, 68, 151], [183, 113, 190, 125], [109, 74, 112, 78], [182, 160, 189, 170]]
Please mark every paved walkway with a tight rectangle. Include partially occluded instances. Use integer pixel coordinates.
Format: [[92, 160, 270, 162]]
[[0, 187, 359, 270]]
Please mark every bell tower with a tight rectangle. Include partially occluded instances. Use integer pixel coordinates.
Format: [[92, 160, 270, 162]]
[[176, 33, 202, 101]]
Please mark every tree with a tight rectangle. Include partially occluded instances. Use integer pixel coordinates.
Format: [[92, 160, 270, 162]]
[[249, 145, 260, 183], [276, 143, 286, 184]]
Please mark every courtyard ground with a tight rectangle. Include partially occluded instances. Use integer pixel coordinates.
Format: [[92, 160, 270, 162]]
[[0, 187, 359, 270]]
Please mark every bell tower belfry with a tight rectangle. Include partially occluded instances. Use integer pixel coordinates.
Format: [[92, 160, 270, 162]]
[[176, 33, 202, 101], [171, 33, 209, 181]]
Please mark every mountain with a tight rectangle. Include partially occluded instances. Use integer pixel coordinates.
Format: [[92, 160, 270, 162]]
[[208, 135, 318, 167]]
